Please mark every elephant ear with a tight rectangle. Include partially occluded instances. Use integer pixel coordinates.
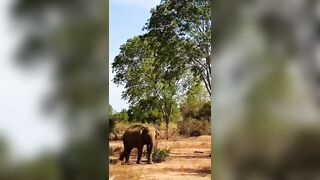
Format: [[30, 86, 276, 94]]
[[156, 129, 160, 137]]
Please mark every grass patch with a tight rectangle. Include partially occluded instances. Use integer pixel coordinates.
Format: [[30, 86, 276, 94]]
[[152, 148, 170, 163]]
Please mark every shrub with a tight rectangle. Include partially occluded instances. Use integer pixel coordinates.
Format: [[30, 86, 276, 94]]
[[152, 148, 170, 163], [177, 118, 211, 137], [158, 122, 177, 138], [109, 122, 137, 140]]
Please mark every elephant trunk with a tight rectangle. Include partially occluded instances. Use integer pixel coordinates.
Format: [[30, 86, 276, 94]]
[[151, 136, 158, 151], [153, 138, 158, 151]]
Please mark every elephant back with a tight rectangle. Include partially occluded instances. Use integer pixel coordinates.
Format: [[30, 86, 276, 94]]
[[122, 125, 146, 144], [124, 125, 145, 134], [122, 125, 158, 147]]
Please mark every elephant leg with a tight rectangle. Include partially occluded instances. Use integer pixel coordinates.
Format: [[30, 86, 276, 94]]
[[137, 146, 143, 164], [147, 145, 153, 164], [124, 148, 132, 163], [119, 151, 125, 161]]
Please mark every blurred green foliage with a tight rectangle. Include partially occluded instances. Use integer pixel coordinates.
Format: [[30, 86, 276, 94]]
[[11, 0, 108, 179]]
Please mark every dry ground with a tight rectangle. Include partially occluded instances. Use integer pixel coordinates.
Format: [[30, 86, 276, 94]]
[[109, 135, 211, 180]]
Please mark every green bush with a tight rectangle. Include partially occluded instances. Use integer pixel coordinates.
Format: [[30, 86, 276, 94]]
[[152, 148, 170, 163]]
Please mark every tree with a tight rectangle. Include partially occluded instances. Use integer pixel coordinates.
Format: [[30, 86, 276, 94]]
[[127, 98, 163, 123], [180, 82, 211, 121], [112, 110, 129, 124], [145, 0, 212, 95], [108, 106, 128, 140], [108, 104, 114, 116], [112, 35, 189, 139]]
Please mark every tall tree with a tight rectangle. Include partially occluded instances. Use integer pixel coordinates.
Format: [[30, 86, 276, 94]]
[[145, 0, 212, 95], [112, 35, 190, 139]]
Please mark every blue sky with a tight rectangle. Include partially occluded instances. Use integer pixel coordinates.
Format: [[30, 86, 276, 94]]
[[109, 0, 160, 112]]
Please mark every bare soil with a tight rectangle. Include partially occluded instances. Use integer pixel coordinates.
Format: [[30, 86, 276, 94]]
[[109, 135, 211, 180]]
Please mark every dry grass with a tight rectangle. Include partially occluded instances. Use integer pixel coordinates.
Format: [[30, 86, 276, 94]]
[[158, 135, 211, 149], [109, 162, 211, 180], [109, 164, 143, 180], [109, 135, 211, 179], [162, 165, 211, 174]]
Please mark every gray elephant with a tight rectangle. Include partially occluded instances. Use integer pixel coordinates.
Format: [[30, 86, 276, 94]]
[[119, 124, 160, 164]]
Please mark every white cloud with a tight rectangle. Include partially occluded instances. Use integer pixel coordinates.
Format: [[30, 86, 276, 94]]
[[110, 0, 160, 9]]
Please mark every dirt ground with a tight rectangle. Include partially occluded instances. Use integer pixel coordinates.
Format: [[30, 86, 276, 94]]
[[109, 135, 211, 180]]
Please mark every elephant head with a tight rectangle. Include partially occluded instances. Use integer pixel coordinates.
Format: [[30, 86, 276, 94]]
[[140, 127, 160, 149]]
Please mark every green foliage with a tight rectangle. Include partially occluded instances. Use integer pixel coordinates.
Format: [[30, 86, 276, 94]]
[[177, 83, 211, 136], [112, 35, 191, 139], [127, 98, 163, 123], [108, 104, 114, 116], [180, 83, 211, 121], [126, 99, 180, 124], [180, 101, 211, 121], [113, 110, 129, 122], [145, 0, 212, 95], [112, 1, 211, 138], [198, 102, 211, 120], [109, 105, 129, 138], [108, 105, 115, 134], [152, 148, 170, 163], [112, 35, 188, 104]]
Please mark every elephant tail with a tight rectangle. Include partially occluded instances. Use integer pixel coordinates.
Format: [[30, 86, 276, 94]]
[[119, 151, 125, 161]]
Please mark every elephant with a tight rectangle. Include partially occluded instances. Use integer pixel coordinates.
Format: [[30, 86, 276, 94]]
[[119, 124, 160, 164]]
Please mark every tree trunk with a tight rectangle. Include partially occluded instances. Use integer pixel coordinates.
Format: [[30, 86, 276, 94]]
[[165, 117, 169, 140]]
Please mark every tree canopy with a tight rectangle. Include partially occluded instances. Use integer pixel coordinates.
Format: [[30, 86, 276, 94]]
[[112, 0, 211, 139], [112, 35, 191, 139], [145, 0, 212, 95]]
